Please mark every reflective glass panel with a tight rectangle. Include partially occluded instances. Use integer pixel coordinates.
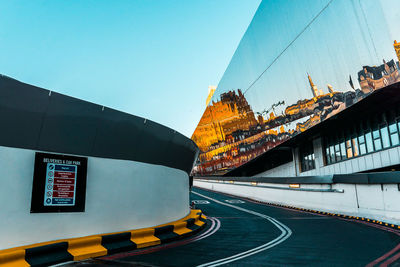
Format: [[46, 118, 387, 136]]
[[359, 142, 367, 155], [352, 138, 359, 157], [380, 126, 391, 148], [366, 132, 374, 153], [389, 123, 398, 134], [389, 123, 400, 146], [335, 144, 341, 162], [373, 129, 382, 150], [373, 129, 380, 140], [330, 145, 335, 163], [340, 142, 346, 160], [191, 0, 400, 175], [325, 147, 331, 164], [346, 140, 353, 158], [391, 133, 400, 146]]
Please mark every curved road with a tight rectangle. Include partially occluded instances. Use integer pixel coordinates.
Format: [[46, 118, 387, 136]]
[[68, 187, 400, 266]]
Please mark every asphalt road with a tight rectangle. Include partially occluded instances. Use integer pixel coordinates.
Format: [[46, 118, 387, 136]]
[[65, 187, 400, 266]]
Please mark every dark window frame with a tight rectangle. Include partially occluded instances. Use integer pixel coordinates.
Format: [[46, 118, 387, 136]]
[[323, 112, 400, 166], [300, 140, 316, 173]]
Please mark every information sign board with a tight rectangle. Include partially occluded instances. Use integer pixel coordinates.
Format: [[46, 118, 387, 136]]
[[31, 152, 88, 213]]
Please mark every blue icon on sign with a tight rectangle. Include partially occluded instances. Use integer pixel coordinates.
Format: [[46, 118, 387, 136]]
[[46, 198, 51, 204], [49, 165, 54, 170]]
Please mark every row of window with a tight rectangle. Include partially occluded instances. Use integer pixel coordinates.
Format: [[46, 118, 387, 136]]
[[299, 111, 400, 172], [325, 119, 400, 165]]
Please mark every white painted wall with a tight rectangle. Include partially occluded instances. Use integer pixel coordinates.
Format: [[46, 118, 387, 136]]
[[194, 180, 400, 225], [254, 161, 296, 177], [0, 145, 189, 250]]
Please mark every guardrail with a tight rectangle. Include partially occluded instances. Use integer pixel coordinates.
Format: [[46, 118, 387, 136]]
[[195, 180, 344, 193], [194, 172, 400, 225], [195, 171, 400, 184]]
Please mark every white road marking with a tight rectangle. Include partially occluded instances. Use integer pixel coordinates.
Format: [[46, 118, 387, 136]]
[[225, 199, 245, 204], [193, 191, 292, 267], [192, 217, 221, 242], [192, 200, 211, 204]]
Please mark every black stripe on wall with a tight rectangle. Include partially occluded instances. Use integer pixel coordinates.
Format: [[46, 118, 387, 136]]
[[0, 75, 198, 174]]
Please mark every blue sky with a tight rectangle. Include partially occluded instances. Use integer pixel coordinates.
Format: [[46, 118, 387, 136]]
[[0, 0, 261, 137]]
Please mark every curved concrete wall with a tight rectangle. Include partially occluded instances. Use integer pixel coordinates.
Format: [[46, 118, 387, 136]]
[[0, 74, 198, 175], [0, 145, 189, 250], [0, 75, 198, 250]]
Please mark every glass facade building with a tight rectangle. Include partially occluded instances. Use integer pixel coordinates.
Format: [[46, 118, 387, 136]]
[[191, 0, 400, 176]]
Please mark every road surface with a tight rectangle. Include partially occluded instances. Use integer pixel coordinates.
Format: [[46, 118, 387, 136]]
[[63, 187, 400, 266]]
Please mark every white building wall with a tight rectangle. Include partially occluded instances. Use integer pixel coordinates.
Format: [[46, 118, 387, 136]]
[[313, 137, 324, 170], [194, 180, 400, 225], [0, 145, 189, 250], [253, 161, 296, 177]]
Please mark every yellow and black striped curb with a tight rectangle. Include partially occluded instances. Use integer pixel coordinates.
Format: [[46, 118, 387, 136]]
[[258, 201, 400, 229], [0, 209, 207, 267]]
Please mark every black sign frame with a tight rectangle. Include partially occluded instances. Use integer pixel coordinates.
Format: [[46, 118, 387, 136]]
[[31, 152, 88, 213]]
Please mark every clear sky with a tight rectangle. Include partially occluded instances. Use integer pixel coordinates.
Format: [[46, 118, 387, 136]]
[[0, 0, 261, 137]]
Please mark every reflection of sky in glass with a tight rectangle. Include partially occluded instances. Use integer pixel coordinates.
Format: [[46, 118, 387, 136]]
[[380, 0, 400, 39], [210, 0, 399, 114]]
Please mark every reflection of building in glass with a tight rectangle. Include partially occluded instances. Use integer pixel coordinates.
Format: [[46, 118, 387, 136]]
[[357, 59, 400, 93], [308, 73, 323, 97], [192, 56, 399, 176], [192, 60, 399, 176], [192, 72, 367, 175], [296, 115, 320, 132], [205, 86, 216, 107], [192, 89, 257, 152], [395, 40, 400, 62]]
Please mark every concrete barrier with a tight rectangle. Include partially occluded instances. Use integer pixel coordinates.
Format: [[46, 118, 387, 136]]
[[0, 145, 191, 250], [0, 75, 199, 251], [194, 179, 400, 225], [0, 210, 206, 266]]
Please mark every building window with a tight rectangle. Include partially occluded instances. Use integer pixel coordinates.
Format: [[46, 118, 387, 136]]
[[323, 112, 400, 165], [358, 135, 367, 155], [335, 144, 341, 162], [340, 141, 346, 161], [345, 140, 353, 158], [325, 147, 331, 164], [365, 132, 374, 152], [300, 142, 315, 172], [389, 123, 399, 146], [381, 125, 390, 148], [373, 129, 382, 151], [352, 137, 359, 157]]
